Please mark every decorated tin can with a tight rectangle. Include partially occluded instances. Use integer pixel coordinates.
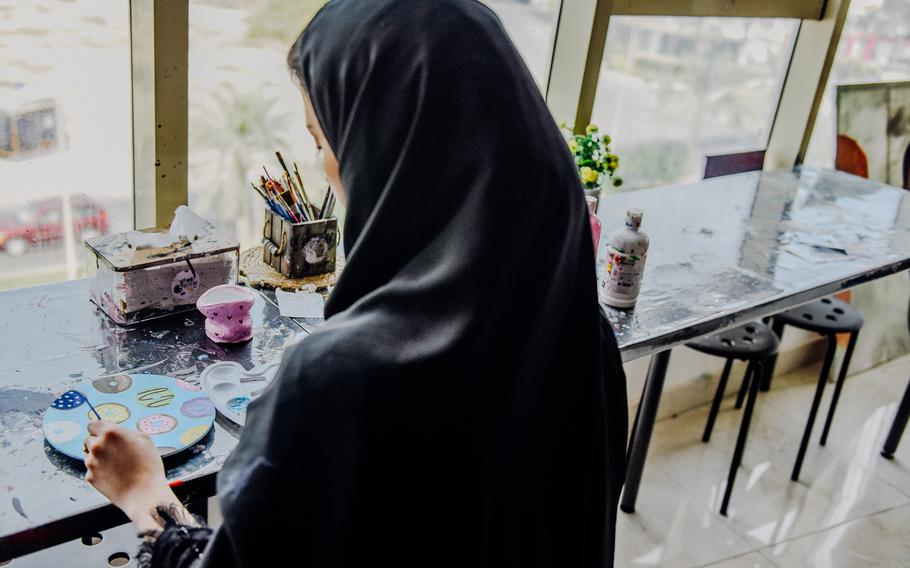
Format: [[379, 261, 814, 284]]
[[599, 208, 648, 309], [262, 208, 338, 278]]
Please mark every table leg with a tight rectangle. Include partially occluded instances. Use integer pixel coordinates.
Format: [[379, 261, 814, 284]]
[[760, 317, 785, 391], [882, 378, 910, 459], [621, 349, 671, 514]]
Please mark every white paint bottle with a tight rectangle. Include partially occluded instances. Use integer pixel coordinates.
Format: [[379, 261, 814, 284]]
[[599, 208, 649, 309]]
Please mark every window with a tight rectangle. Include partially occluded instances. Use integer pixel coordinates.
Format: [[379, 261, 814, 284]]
[[805, 0, 910, 169], [188, 0, 330, 250], [187, 0, 559, 250], [589, 16, 798, 190], [0, 0, 133, 291], [479, 0, 559, 89]]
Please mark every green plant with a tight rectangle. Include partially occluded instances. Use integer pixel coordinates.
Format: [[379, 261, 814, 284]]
[[563, 123, 622, 189]]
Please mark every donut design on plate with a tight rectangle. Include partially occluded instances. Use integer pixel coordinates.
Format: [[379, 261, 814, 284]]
[[179, 424, 211, 446], [174, 379, 201, 391], [137, 414, 178, 435], [136, 387, 175, 408], [51, 390, 86, 410], [180, 397, 214, 419], [44, 421, 81, 444], [92, 403, 130, 424], [92, 375, 133, 394]]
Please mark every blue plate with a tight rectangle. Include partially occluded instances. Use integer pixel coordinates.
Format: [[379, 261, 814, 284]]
[[43, 374, 216, 460]]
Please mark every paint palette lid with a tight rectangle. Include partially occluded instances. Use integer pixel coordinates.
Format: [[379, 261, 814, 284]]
[[43, 374, 216, 460], [200, 361, 280, 426]]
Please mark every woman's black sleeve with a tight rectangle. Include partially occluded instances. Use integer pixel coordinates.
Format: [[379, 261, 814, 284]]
[[136, 504, 213, 568]]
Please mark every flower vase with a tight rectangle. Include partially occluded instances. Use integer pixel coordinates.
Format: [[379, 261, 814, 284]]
[[583, 182, 605, 212]]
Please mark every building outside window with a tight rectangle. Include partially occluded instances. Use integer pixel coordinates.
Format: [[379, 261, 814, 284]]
[[590, 16, 799, 191], [806, 0, 910, 168]]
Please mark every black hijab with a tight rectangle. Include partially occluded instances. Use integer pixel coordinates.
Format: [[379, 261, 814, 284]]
[[203, 1, 627, 566]]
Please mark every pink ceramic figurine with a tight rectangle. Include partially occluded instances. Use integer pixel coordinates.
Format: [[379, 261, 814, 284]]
[[196, 285, 255, 343]]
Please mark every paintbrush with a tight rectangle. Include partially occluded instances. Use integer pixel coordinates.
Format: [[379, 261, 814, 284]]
[[271, 178, 305, 223], [292, 161, 318, 220], [261, 177, 295, 221], [276, 189, 301, 223], [324, 190, 336, 219], [77, 391, 102, 420], [275, 151, 315, 220], [318, 187, 331, 220], [282, 172, 309, 221], [252, 183, 286, 218]]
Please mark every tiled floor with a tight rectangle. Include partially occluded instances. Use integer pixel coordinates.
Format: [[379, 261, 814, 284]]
[[616, 353, 910, 567]]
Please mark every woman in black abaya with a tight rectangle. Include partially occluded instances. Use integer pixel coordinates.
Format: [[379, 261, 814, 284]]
[[83, 1, 628, 566]]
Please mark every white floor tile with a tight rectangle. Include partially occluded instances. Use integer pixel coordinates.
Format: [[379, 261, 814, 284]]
[[699, 551, 778, 567], [616, 466, 755, 567], [760, 504, 910, 567], [621, 353, 910, 567]]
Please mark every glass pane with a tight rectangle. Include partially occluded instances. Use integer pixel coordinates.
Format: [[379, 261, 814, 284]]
[[590, 17, 798, 190], [189, 1, 558, 250], [188, 0, 330, 250], [480, 0, 559, 88], [805, 0, 910, 173], [0, 0, 133, 291]]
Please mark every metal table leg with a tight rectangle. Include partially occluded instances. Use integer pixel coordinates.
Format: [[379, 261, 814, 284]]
[[760, 317, 785, 391], [882, 378, 910, 459], [621, 349, 671, 513]]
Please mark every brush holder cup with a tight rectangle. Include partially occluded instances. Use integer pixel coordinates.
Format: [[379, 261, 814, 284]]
[[262, 208, 338, 278]]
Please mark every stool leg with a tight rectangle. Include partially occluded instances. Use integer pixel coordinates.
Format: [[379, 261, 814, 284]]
[[792, 334, 838, 482], [703, 358, 735, 443], [882, 378, 910, 459], [721, 359, 762, 516], [735, 363, 753, 410], [760, 318, 786, 392], [820, 330, 859, 446]]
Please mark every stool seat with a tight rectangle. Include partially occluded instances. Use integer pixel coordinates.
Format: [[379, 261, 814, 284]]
[[687, 321, 780, 360], [777, 297, 863, 333]]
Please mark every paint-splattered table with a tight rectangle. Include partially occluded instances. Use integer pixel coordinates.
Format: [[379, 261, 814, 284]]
[[602, 166, 910, 513], [271, 166, 910, 515], [0, 279, 307, 560]]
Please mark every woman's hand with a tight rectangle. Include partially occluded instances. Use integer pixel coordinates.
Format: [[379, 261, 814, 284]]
[[84, 420, 181, 532]]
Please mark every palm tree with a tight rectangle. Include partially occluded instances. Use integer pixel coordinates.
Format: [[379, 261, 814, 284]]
[[190, 84, 291, 246]]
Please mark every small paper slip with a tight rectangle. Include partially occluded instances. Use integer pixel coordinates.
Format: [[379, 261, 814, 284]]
[[276, 290, 325, 318]]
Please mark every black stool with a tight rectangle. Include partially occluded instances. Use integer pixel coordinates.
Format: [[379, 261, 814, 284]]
[[688, 321, 780, 515], [773, 297, 863, 481]]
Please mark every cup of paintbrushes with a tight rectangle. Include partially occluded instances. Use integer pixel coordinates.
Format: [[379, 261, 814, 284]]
[[255, 152, 338, 278], [261, 207, 338, 278]]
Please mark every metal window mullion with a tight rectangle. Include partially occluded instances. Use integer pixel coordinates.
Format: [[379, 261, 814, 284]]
[[545, 0, 614, 134], [130, 0, 189, 230], [764, 0, 852, 169]]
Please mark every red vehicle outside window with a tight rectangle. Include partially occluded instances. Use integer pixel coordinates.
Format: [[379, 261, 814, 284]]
[[0, 195, 108, 256]]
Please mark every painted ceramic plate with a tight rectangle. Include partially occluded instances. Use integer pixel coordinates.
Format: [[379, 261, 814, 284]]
[[43, 374, 215, 460]]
